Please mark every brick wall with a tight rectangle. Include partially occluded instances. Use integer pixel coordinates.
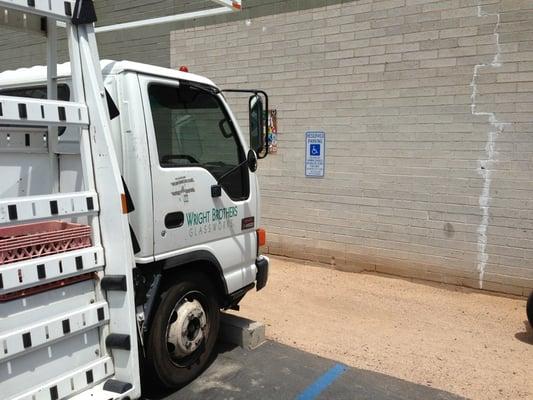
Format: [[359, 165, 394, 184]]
[[171, 0, 533, 296]]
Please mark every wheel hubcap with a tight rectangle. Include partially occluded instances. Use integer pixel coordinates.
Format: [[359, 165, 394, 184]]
[[167, 298, 207, 359]]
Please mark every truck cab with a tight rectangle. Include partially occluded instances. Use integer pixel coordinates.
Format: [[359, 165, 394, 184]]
[[0, 60, 269, 389]]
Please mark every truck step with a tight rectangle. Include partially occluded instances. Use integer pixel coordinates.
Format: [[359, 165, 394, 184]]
[[0, 191, 98, 225], [0, 246, 104, 296], [0, 301, 109, 362], [100, 275, 127, 292], [105, 334, 131, 351], [8, 356, 114, 400], [103, 379, 133, 394]]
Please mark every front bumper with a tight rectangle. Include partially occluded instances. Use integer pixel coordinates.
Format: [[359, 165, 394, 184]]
[[256, 255, 269, 291]]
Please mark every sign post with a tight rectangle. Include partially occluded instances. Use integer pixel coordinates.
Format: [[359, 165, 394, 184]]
[[305, 131, 325, 178]]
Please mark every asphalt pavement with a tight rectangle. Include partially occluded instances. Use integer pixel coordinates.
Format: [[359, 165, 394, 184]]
[[149, 340, 465, 400]]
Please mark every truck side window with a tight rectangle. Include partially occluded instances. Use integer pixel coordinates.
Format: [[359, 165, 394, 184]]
[[148, 83, 249, 200], [0, 85, 70, 135]]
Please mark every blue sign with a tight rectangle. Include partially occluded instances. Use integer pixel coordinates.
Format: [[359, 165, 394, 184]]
[[310, 144, 321, 156], [305, 131, 325, 178]]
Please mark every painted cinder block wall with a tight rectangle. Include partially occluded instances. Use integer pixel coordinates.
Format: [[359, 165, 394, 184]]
[[170, 0, 533, 296]]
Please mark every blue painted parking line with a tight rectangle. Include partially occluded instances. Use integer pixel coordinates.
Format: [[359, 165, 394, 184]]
[[295, 363, 349, 400]]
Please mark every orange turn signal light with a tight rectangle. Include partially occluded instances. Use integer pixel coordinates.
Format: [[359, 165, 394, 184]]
[[121, 193, 128, 214], [257, 228, 266, 247]]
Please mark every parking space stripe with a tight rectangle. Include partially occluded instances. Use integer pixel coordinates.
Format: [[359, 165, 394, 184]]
[[295, 363, 348, 400]]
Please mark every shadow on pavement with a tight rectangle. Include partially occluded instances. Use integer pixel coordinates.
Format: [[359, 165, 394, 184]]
[[142, 341, 238, 400], [515, 321, 533, 345]]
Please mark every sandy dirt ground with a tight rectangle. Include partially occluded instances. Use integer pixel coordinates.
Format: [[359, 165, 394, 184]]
[[235, 257, 533, 400]]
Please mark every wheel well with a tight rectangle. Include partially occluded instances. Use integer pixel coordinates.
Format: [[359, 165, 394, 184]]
[[135, 253, 230, 340], [161, 259, 228, 306]]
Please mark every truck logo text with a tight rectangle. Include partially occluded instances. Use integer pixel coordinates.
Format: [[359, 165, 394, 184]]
[[186, 207, 238, 237]]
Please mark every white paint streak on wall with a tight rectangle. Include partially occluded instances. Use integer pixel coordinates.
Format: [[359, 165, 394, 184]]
[[470, 2, 509, 289]]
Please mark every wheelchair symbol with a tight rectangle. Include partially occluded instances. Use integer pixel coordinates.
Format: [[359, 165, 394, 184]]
[[310, 144, 321, 156]]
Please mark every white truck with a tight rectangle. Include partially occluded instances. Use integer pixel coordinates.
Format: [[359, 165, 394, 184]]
[[0, 1, 269, 399]]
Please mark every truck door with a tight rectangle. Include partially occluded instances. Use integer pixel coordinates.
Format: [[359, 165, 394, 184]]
[[139, 75, 258, 292]]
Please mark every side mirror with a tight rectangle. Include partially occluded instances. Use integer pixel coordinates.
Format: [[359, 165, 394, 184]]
[[247, 149, 258, 173], [249, 94, 266, 155]]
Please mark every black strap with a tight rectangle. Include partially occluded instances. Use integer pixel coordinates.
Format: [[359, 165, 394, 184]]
[[72, 0, 97, 25]]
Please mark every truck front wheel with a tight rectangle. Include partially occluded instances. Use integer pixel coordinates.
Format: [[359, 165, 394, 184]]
[[145, 272, 220, 388]]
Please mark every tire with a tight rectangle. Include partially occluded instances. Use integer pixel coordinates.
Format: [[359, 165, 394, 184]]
[[144, 272, 220, 389], [526, 292, 533, 328]]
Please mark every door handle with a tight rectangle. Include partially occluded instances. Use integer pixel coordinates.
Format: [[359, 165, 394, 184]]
[[165, 212, 184, 229]]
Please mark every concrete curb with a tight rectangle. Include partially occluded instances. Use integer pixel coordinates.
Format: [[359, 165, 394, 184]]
[[219, 313, 266, 350]]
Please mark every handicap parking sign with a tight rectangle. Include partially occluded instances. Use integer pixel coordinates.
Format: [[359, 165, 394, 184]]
[[305, 131, 325, 178], [310, 144, 321, 156]]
